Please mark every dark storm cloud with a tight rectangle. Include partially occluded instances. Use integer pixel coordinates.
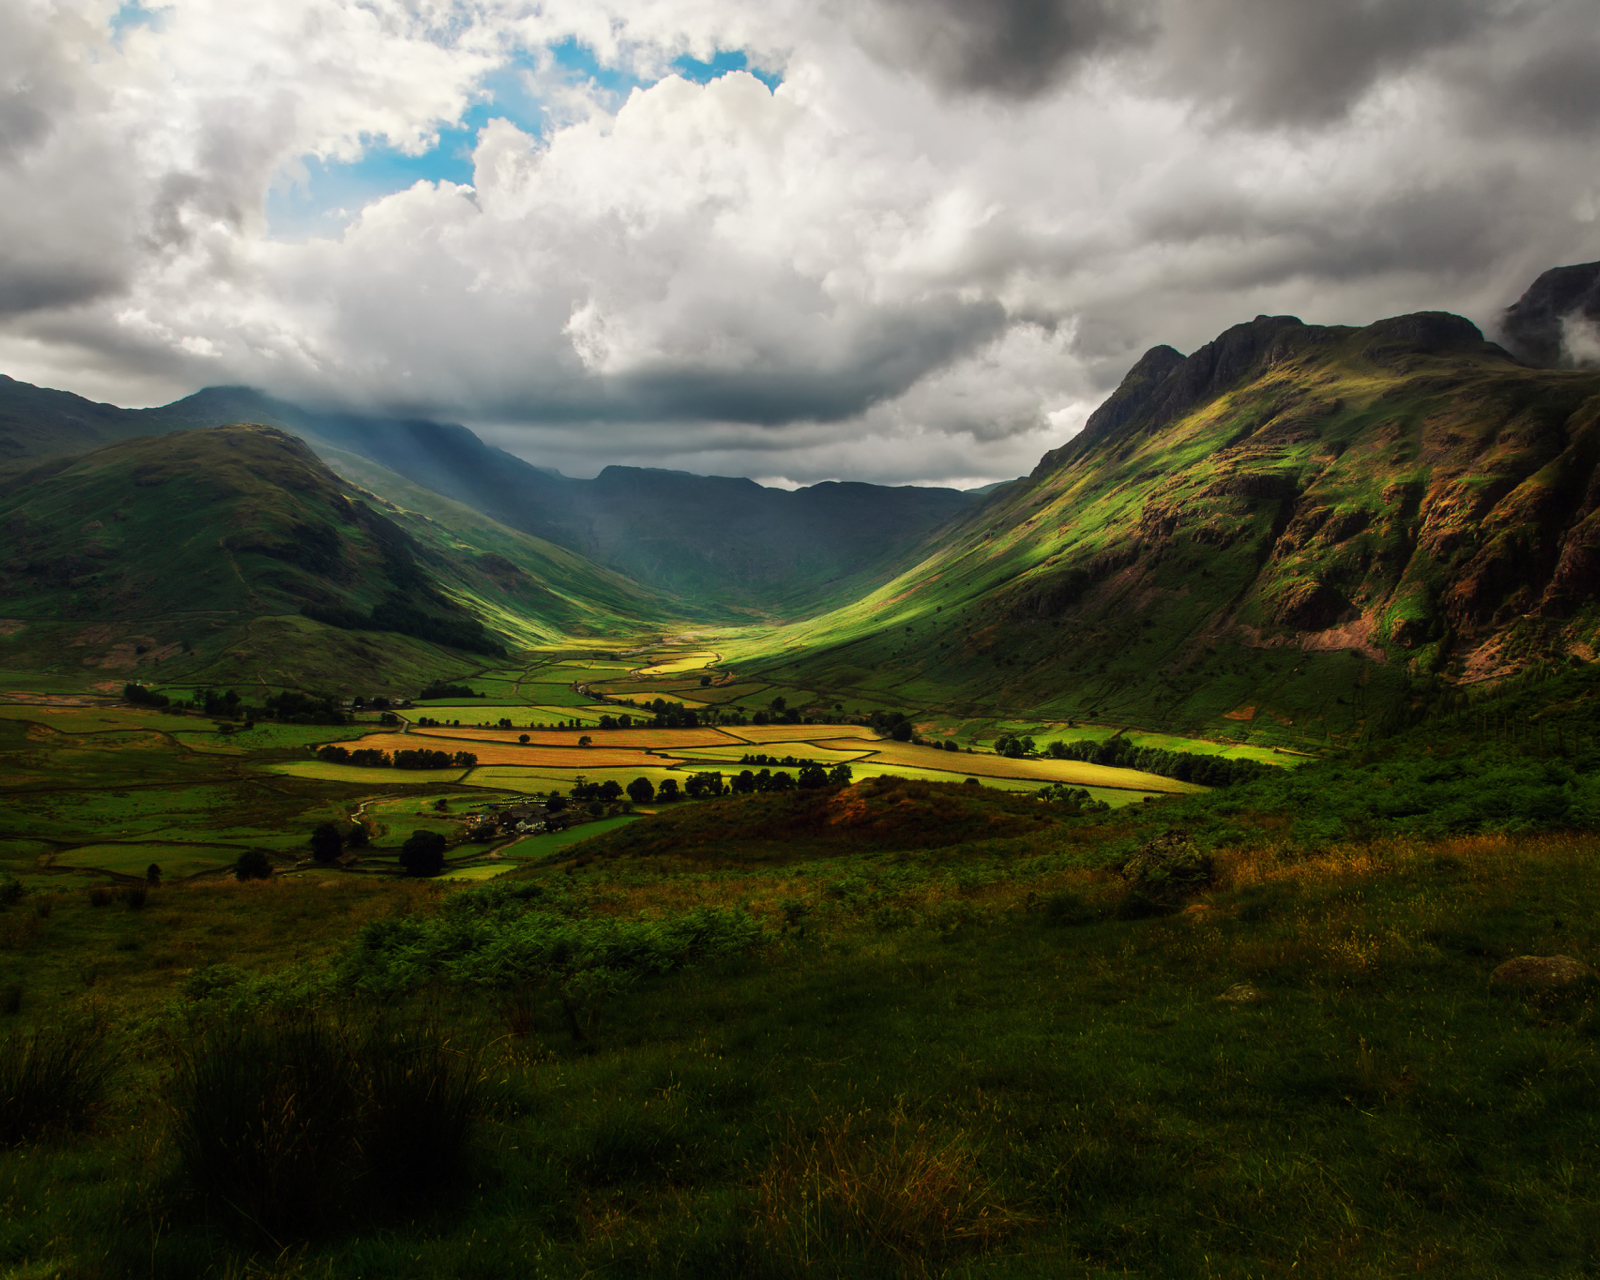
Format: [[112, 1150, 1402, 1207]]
[[397, 297, 1011, 428], [862, 0, 1147, 97], [1154, 0, 1495, 127], [870, 0, 1499, 126]]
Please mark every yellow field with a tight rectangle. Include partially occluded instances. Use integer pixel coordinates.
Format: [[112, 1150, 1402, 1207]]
[[323, 733, 683, 769], [818, 739, 1198, 792], [677, 743, 874, 765], [722, 723, 880, 745], [409, 725, 740, 750], [269, 762, 466, 784], [634, 651, 719, 676], [464, 764, 691, 792]]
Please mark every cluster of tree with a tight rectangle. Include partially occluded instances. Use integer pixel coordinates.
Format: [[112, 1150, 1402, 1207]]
[[621, 773, 729, 804], [418, 681, 483, 700], [739, 753, 819, 768], [1035, 783, 1112, 813], [315, 744, 478, 769], [730, 763, 852, 793], [308, 820, 371, 863], [1044, 736, 1279, 787], [123, 682, 170, 708], [870, 710, 916, 742], [264, 690, 347, 724], [301, 594, 506, 657], [350, 695, 397, 710], [415, 716, 465, 728], [751, 696, 804, 726], [399, 830, 447, 877], [994, 734, 1035, 758]]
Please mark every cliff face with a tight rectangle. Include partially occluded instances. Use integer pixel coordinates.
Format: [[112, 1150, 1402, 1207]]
[[1501, 261, 1600, 369]]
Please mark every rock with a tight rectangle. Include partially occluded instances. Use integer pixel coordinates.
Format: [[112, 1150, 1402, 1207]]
[[1118, 830, 1215, 904], [1216, 982, 1265, 1004], [1489, 955, 1599, 989]]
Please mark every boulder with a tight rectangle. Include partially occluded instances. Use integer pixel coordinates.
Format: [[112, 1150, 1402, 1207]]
[[1489, 955, 1599, 989], [1118, 830, 1215, 904]]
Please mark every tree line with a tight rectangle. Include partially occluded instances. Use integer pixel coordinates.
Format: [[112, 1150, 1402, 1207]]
[[316, 745, 479, 770]]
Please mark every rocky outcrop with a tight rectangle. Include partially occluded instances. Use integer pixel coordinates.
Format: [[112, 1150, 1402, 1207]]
[[1501, 261, 1600, 368]]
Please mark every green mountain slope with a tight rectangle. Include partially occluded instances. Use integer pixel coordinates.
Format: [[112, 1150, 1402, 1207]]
[[737, 311, 1600, 744], [0, 378, 977, 619], [0, 425, 671, 692]]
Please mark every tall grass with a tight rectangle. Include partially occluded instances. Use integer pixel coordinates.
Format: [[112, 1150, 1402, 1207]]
[[753, 1112, 1022, 1277], [170, 1012, 483, 1242], [0, 1019, 113, 1147]]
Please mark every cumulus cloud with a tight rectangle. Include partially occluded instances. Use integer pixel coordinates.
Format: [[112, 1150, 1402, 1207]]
[[2, 0, 1599, 486]]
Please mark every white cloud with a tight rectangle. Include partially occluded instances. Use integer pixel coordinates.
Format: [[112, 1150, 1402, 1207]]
[[3, 0, 1600, 484]]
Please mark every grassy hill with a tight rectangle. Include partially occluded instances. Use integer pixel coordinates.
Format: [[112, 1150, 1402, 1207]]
[[731, 311, 1600, 746], [0, 425, 675, 693], [0, 378, 979, 619]]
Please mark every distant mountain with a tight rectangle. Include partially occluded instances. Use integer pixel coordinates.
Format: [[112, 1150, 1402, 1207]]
[[751, 307, 1600, 741], [0, 425, 672, 691], [1501, 261, 1600, 369], [0, 380, 976, 618]]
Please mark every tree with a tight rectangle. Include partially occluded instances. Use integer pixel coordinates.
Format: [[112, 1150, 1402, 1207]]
[[599, 779, 624, 801], [826, 764, 854, 786], [347, 823, 370, 848], [234, 850, 272, 881], [627, 777, 655, 804], [146, 863, 163, 886], [578, 735, 593, 747], [399, 830, 447, 877], [797, 764, 829, 789], [519, 734, 530, 744], [657, 778, 681, 802], [309, 822, 344, 863], [890, 721, 913, 742]]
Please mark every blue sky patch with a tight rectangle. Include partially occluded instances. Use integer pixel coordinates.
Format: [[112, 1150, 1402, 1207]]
[[265, 43, 781, 241]]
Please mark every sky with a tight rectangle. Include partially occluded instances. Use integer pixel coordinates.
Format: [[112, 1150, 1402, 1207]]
[[2, 0, 1598, 488]]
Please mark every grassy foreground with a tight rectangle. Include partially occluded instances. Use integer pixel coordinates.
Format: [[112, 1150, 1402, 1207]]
[[4, 761, 1600, 1278]]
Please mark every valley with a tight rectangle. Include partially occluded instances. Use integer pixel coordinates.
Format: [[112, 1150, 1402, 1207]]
[[3, 277, 1600, 1279]]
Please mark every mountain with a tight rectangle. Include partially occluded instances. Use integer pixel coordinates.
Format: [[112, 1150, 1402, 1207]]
[[1501, 261, 1600, 369], [0, 380, 976, 618], [0, 425, 673, 692], [743, 309, 1600, 743]]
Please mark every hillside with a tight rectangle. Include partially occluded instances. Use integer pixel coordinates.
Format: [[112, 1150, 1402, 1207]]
[[0, 425, 672, 692], [0, 380, 977, 619], [736, 310, 1600, 745]]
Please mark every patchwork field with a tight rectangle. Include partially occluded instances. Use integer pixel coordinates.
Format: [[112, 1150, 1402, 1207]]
[[408, 725, 742, 750], [322, 732, 684, 770], [816, 738, 1200, 791]]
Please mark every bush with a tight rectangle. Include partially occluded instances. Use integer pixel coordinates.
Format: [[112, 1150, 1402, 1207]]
[[360, 1019, 481, 1210], [170, 1014, 482, 1239], [400, 831, 447, 877], [171, 1016, 362, 1240], [310, 822, 344, 863], [234, 850, 273, 881], [0, 1020, 113, 1147]]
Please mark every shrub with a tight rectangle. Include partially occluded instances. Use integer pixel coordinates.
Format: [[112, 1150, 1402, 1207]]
[[87, 886, 112, 907], [360, 1019, 481, 1210], [170, 1016, 361, 1240], [310, 822, 344, 863], [170, 1014, 483, 1239], [400, 831, 447, 877], [234, 850, 273, 881], [122, 883, 147, 909], [0, 1020, 113, 1147]]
